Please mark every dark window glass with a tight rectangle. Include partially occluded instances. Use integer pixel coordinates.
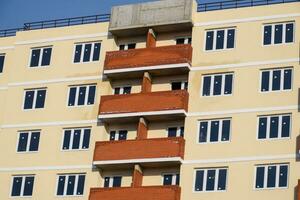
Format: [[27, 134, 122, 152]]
[[218, 169, 227, 190], [281, 116, 290, 138], [114, 88, 120, 95], [118, 130, 127, 140], [210, 121, 219, 142], [188, 38, 192, 44], [221, 120, 230, 141], [213, 75, 222, 95], [0, 55, 5, 73], [272, 70, 281, 91], [216, 30, 225, 49], [78, 87, 86, 105], [261, 71, 270, 92], [68, 87, 77, 106], [128, 43, 136, 49], [82, 129, 91, 149], [205, 31, 214, 50], [110, 131, 116, 141], [171, 82, 182, 90], [18, 133, 28, 152], [264, 25, 272, 45], [29, 132, 40, 151], [227, 29, 235, 48], [83, 44, 92, 62], [224, 74, 233, 95], [283, 69, 292, 90], [274, 24, 283, 44], [113, 176, 122, 187], [168, 127, 177, 137], [87, 86, 96, 105], [72, 129, 81, 149], [180, 127, 184, 137], [74, 45, 82, 63], [195, 170, 204, 191], [176, 38, 185, 44], [258, 118, 267, 139], [206, 170, 216, 191], [63, 130, 71, 150], [176, 174, 180, 185], [199, 122, 208, 143], [255, 167, 265, 188], [104, 177, 110, 188], [202, 76, 211, 96], [285, 23, 294, 43], [76, 175, 85, 195], [66, 175, 76, 195], [30, 49, 41, 67], [270, 116, 279, 138], [92, 43, 101, 61], [24, 91, 34, 109], [163, 174, 173, 185], [184, 82, 188, 90], [279, 165, 288, 187], [11, 177, 22, 196], [41, 48, 52, 66], [123, 86, 131, 94], [23, 177, 34, 196], [35, 90, 46, 108], [119, 45, 125, 50], [57, 176, 65, 195], [267, 166, 276, 188]]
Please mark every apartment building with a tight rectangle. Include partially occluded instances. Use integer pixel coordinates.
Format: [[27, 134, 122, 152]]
[[0, 0, 299, 199]]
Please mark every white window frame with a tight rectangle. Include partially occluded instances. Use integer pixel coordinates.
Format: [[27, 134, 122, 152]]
[[28, 46, 52, 67], [175, 36, 192, 44], [0, 53, 5, 74], [73, 41, 101, 63], [166, 126, 184, 137], [23, 88, 47, 110], [259, 67, 293, 93], [61, 128, 91, 151], [256, 114, 291, 140], [254, 163, 289, 190], [113, 85, 132, 95], [194, 168, 228, 192], [161, 173, 179, 185], [10, 175, 35, 197], [171, 81, 188, 90], [109, 130, 128, 141], [67, 84, 96, 107], [201, 73, 234, 97], [55, 174, 85, 196], [198, 118, 231, 144], [204, 28, 236, 51], [118, 43, 136, 50], [16, 130, 41, 153], [103, 176, 122, 188], [262, 22, 295, 46]]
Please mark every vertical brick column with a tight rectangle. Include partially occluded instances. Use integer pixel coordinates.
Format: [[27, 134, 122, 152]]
[[132, 164, 143, 187], [298, 180, 300, 200], [146, 29, 156, 48], [137, 117, 148, 140], [141, 72, 152, 93]]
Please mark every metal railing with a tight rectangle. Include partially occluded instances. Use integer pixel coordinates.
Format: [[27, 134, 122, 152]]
[[197, 0, 300, 11], [0, 28, 24, 37]]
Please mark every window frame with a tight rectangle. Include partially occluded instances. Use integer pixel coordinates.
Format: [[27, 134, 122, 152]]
[[73, 41, 101, 64], [23, 88, 47, 110], [204, 27, 236, 52], [67, 84, 96, 107], [166, 126, 184, 137], [10, 175, 35, 197], [61, 127, 91, 151], [175, 36, 192, 45], [201, 73, 234, 97], [118, 43, 136, 50], [262, 22, 295, 46], [16, 130, 41, 153], [113, 85, 132, 95], [171, 80, 188, 91], [55, 173, 86, 197], [28, 46, 53, 68], [103, 176, 123, 188], [109, 130, 128, 141], [161, 173, 180, 186], [0, 53, 5, 74]]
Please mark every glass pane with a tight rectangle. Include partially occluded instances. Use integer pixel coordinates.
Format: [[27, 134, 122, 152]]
[[205, 31, 214, 50], [163, 175, 173, 185], [202, 76, 211, 96], [82, 129, 91, 149], [11, 177, 22, 196], [171, 82, 182, 90], [123, 86, 131, 94], [217, 169, 227, 190], [221, 120, 230, 141], [83, 44, 92, 62], [176, 174, 180, 185], [110, 131, 116, 141], [63, 130, 71, 150], [210, 121, 219, 142], [176, 38, 185, 44], [226, 29, 235, 48], [281, 116, 290, 138], [119, 45, 125, 50], [283, 69, 292, 90], [76, 175, 85, 195], [261, 71, 270, 92], [216, 30, 225, 49], [87, 86, 96, 105], [270, 116, 279, 138], [68, 87, 77, 106], [0, 55, 5, 73], [258, 118, 267, 139], [272, 70, 281, 91], [128, 43, 136, 49], [213, 75, 222, 95], [199, 122, 208, 143], [23, 177, 34, 196], [29, 132, 40, 151], [24, 91, 35, 109], [279, 165, 288, 187], [206, 170, 216, 191], [267, 166, 276, 188], [57, 176, 65, 195], [168, 127, 177, 137], [66, 175, 76, 195], [18, 133, 28, 152], [180, 127, 184, 137], [74, 45, 82, 63], [104, 177, 110, 188], [78, 86, 87, 105], [119, 130, 127, 140], [114, 88, 120, 95], [113, 176, 122, 187], [224, 74, 233, 95], [35, 90, 46, 108], [263, 25, 272, 45], [255, 167, 265, 189], [195, 170, 204, 191], [41, 48, 52, 66], [72, 129, 81, 149], [274, 24, 283, 44], [285, 23, 294, 43], [30, 49, 41, 67], [92, 43, 101, 61]]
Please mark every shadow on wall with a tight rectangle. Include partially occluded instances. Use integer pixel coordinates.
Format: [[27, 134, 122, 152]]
[[298, 88, 300, 112]]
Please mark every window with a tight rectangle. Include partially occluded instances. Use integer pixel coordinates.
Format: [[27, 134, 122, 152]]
[[104, 176, 122, 188], [68, 85, 96, 106], [258, 114, 291, 139], [261, 68, 292, 92], [176, 37, 191, 45], [30, 47, 52, 67], [17, 131, 40, 152], [163, 174, 180, 185], [255, 164, 288, 189], [11, 175, 35, 197], [73, 42, 101, 63], [119, 43, 136, 50], [23, 88, 46, 110], [56, 174, 85, 196], [194, 168, 227, 192], [263, 22, 294, 45], [168, 127, 184, 137], [202, 73, 233, 96], [62, 128, 91, 150], [114, 86, 132, 95], [171, 81, 188, 90], [199, 119, 231, 143], [205, 28, 235, 51], [110, 130, 128, 141], [0, 54, 5, 73]]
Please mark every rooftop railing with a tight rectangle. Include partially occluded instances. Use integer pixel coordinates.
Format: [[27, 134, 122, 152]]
[[0, 28, 24, 38]]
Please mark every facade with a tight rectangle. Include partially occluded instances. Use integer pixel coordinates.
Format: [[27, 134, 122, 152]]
[[0, 0, 299, 199]]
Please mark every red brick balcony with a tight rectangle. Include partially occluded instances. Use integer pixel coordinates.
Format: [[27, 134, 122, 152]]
[[99, 90, 188, 119], [93, 137, 185, 166], [89, 186, 180, 200], [103, 44, 192, 75]]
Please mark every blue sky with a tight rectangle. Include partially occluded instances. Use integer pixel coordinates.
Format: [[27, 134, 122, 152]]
[[0, 0, 207, 30]]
